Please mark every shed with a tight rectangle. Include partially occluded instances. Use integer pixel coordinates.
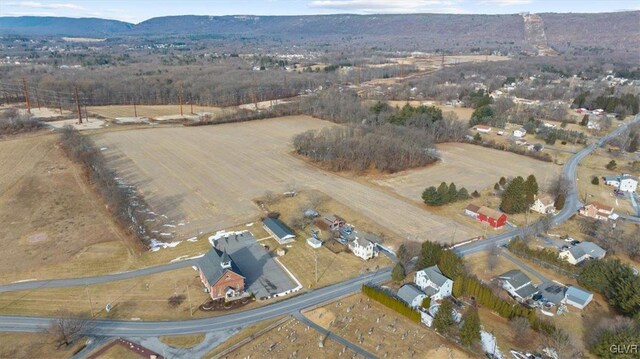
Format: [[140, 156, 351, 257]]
[[262, 217, 296, 244]]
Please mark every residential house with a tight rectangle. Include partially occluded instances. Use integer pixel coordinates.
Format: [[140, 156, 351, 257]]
[[348, 236, 378, 260], [197, 247, 245, 301], [603, 174, 638, 192], [497, 270, 539, 302], [465, 205, 508, 229], [513, 128, 527, 138], [562, 286, 593, 309], [579, 202, 616, 221], [262, 217, 296, 244], [415, 265, 453, 301], [530, 196, 556, 214], [321, 214, 346, 231], [397, 284, 427, 308], [559, 242, 606, 265], [475, 125, 492, 133]]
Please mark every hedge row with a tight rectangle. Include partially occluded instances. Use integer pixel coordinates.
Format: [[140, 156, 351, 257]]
[[361, 284, 421, 323]]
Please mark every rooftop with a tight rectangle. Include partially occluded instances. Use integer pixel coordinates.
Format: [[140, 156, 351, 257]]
[[565, 241, 606, 260], [417, 265, 451, 287], [498, 269, 532, 289], [477, 206, 505, 220], [262, 217, 295, 240], [397, 284, 425, 305], [198, 247, 243, 285], [565, 286, 592, 305]]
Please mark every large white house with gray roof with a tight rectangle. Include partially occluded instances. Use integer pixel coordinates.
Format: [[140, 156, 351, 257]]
[[603, 174, 638, 192], [498, 270, 539, 301], [348, 236, 378, 260], [414, 265, 453, 301], [559, 242, 606, 265]]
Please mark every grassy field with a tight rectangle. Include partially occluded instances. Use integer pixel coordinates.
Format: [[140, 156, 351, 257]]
[[0, 133, 140, 284], [90, 343, 145, 359], [206, 316, 286, 357], [0, 332, 86, 359], [87, 104, 234, 120], [382, 100, 474, 121], [305, 293, 472, 359], [218, 317, 361, 358], [93, 115, 477, 246], [577, 148, 637, 215], [372, 142, 561, 202]]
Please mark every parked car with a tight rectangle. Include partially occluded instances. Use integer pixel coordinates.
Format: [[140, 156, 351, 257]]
[[571, 240, 580, 246], [564, 237, 575, 242]]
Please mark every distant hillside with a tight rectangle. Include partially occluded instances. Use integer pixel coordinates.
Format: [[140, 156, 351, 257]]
[[0, 12, 637, 54], [0, 16, 132, 37]]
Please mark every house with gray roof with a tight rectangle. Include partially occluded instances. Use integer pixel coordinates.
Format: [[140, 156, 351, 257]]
[[562, 286, 593, 309], [348, 235, 378, 260], [397, 284, 427, 308], [414, 265, 453, 301], [498, 270, 539, 301], [603, 174, 638, 192], [262, 217, 296, 244], [559, 242, 606, 265], [197, 247, 245, 300]]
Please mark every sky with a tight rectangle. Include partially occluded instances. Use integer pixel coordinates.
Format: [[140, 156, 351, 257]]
[[0, 0, 638, 23]]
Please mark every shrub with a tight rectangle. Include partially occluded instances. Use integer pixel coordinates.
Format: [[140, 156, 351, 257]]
[[605, 160, 617, 170], [591, 177, 600, 185]]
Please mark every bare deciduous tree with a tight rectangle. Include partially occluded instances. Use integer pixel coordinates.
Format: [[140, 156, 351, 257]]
[[46, 310, 92, 349], [487, 245, 500, 271]]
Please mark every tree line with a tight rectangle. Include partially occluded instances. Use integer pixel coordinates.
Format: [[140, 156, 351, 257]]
[[422, 182, 469, 206], [578, 259, 640, 319], [0, 108, 43, 136]]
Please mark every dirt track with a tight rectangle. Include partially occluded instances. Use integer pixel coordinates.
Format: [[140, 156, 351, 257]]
[[94, 116, 480, 244]]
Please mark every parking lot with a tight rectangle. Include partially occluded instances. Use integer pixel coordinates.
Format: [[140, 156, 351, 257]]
[[216, 231, 298, 299]]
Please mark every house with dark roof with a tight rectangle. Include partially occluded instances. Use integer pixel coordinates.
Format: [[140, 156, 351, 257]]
[[397, 284, 427, 308], [603, 174, 638, 192], [562, 286, 593, 309], [197, 247, 245, 301], [559, 242, 606, 265], [414, 265, 453, 301], [497, 270, 538, 302], [262, 217, 296, 244]]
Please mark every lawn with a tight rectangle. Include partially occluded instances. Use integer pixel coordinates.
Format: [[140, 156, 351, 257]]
[[159, 333, 206, 348], [0, 332, 86, 359]]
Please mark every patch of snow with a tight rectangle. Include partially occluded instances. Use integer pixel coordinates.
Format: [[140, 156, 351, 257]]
[[207, 229, 249, 246], [149, 239, 182, 252], [12, 279, 37, 283], [178, 222, 186, 226], [481, 330, 504, 359], [100, 147, 108, 151], [246, 222, 254, 227], [169, 253, 204, 263], [163, 224, 177, 228], [159, 232, 173, 236], [187, 236, 198, 242]]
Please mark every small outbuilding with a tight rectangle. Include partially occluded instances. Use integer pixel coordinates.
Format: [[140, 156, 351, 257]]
[[562, 286, 593, 309], [262, 217, 296, 244], [397, 284, 427, 308], [306, 237, 323, 249]]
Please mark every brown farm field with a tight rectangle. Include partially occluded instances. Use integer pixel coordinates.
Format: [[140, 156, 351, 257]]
[[93, 116, 479, 246], [0, 332, 86, 359], [373, 142, 562, 201], [0, 133, 139, 284]]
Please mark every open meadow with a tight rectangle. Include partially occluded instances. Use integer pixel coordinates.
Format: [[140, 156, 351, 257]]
[[93, 115, 480, 246], [373, 142, 562, 202], [0, 133, 139, 284]]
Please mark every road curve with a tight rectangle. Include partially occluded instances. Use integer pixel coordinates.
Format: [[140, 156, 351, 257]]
[[454, 114, 640, 257], [0, 268, 391, 336]]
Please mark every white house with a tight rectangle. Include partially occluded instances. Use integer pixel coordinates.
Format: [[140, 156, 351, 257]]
[[559, 242, 606, 265], [414, 265, 453, 301], [603, 174, 638, 192], [530, 196, 555, 214], [579, 202, 616, 221], [397, 284, 426, 308], [513, 128, 527, 138], [562, 286, 593, 309], [497, 270, 538, 301], [348, 237, 378, 260]]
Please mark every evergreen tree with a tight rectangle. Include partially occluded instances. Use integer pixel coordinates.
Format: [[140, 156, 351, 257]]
[[433, 300, 455, 334], [448, 182, 458, 203], [457, 187, 469, 200], [392, 262, 406, 283], [606, 160, 617, 170], [437, 182, 450, 204], [438, 250, 464, 279], [524, 174, 539, 205], [460, 307, 481, 347], [494, 183, 500, 191], [591, 176, 599, 185], [422, 186, 439, 206], [554, 194, 565, 211], [473, 132, 482, 142], [419, 242, 444, 268], [471, 190, 480, 198], [501, 176, 527, 214], [580, 114, 589, 126], [499, 177, 507, 186]]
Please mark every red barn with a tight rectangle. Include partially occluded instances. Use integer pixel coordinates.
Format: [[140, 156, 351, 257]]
[[198, 247, 245, 301], [464, 204, 507, 229], [475, 206, 508, 229]]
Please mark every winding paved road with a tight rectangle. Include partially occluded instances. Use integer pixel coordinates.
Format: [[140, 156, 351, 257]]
[[0, 114, 636, 337]]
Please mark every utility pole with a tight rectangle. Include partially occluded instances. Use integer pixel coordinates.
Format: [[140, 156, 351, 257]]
[[85, 286, 94, 317], [34, 87, 41, 110], [178, 81, 184, 117], [22, 78, 31, 114], [56, 92, 63, 115], [190, 94, 194, 115], [133, 99, 137, 117], [74, 86, 82, 123], [441, 53, 445, 68]]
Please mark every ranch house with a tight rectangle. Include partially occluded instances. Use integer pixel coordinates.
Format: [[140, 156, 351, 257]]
[[603, 174, 638, 192], [579, 202, 615, 221], [197, 247, 245, 301], [559, 242, 606, 265]]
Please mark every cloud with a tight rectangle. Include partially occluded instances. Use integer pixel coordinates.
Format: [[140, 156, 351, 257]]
[[480, 0, 532, 5], [7, 2, 84, 10], [310, 0, 466, 13]]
